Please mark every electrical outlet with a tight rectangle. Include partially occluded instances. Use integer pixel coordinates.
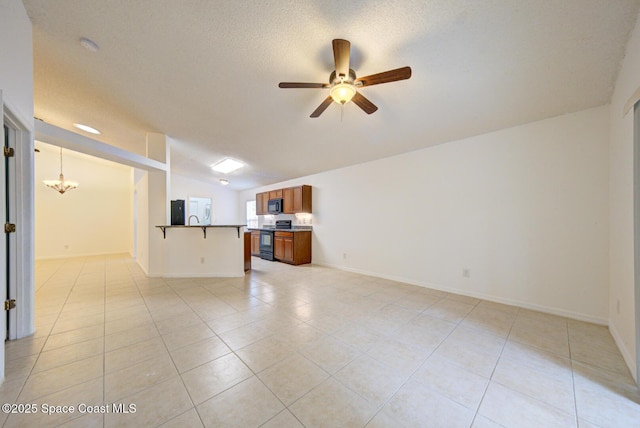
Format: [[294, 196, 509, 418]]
[[343, 253, 347, 260], [200, 257, 205, 264], [462, 268, 470, 278]]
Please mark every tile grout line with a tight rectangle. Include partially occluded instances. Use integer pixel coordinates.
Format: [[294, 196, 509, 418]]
[[127, 271, 203, 425], [329, 299, 475, 427], [363, 297, 485, 426], [3, 257, 86, 426], [567, 320, 581, 428], [468, 305, 520, 427], [101, 257, 107, 428]]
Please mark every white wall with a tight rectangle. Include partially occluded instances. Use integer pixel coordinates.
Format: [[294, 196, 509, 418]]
[[35, 142, 133, 259], [609, 10, 640, 381], [171, 173, 240, 224], [241, 105, 610, 324], [134, 170, 150, 274], [0, 0, 33, 126]]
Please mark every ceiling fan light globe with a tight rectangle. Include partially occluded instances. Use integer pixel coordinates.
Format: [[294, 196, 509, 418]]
[[330, 83, 356, 105]]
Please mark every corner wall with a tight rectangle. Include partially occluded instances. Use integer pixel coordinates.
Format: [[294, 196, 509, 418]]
[[241, 105, 610, 324], [134, 170, 150, 274], [609, 10, 640, 381]]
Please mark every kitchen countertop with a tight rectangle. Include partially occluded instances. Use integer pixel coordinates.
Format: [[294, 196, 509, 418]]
[[156, 224, 246, 238], [157, 224, 246, 228]]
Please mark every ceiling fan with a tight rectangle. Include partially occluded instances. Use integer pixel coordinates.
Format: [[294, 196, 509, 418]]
[[279, 39, 412, 118]]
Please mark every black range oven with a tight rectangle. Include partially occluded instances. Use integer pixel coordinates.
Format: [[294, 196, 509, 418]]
[[259, 230, 274, 261], [259, 220, 292, 261]]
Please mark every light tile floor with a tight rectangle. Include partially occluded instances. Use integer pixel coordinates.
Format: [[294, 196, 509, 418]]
[[0, 254, 638, 427]]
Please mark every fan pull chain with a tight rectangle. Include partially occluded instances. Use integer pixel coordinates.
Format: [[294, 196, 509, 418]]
[[340, 104, 344, 122]]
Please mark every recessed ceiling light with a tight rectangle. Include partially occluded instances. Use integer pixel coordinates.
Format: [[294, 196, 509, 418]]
[[211, 158, 244, 174], [219, 178, 229, 186], [73, 123, 101, 135], [79, 37, 99, 52]]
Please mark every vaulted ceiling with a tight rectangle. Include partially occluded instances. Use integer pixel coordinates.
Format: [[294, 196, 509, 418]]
[[23, 0, 640, 189]]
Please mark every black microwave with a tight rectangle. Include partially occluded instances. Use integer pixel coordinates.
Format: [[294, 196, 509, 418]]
[[267, 198, 283, 214]]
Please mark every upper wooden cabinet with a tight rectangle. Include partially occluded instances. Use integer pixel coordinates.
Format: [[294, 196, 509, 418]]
[[256, 185, 312, 215], [256, 192, 268, 215], [283, 185, 312, 214], [269, 189, 283, 200]]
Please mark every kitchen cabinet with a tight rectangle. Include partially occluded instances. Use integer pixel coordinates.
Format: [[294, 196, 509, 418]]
[[274, 231, 311, 265], [274, 234, 286, 261], [244, 232, 251, 271], [282, 185, 312, 214], [256, 192, 268, 215], [269, 189, 283, 200], [257, 185, 312, 215], [283, 187, 293, 213], [250, 231, 260, 256]]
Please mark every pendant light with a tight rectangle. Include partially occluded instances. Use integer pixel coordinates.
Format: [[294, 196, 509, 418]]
[[43, 147, 78, 194]]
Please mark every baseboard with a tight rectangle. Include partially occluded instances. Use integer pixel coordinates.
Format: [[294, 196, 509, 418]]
[[161, 273, 245, 278], [609, 321, 637, 382], [35, 251, 130, 261], [135, 258, 150, 276], [315, 261, 608, 325]]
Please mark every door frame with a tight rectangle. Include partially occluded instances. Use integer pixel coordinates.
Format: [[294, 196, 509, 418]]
[[3, 98, 35, 343], [634, 103, 640, 389], [4, 115, 17, 340]]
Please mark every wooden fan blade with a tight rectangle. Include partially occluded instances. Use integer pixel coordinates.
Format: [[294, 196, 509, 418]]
[[310, 96, 333, 118], [332, 39, 351, 79], [355, 66, 412, 87], [279, 82, 327, 88], [352, 92, 378, 114]]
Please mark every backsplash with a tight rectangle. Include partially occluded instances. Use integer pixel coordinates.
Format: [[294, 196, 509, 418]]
[[259, 213, 313, 228]]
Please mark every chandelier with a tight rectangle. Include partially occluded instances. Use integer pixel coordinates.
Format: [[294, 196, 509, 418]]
[[43, 147, 78, 194]]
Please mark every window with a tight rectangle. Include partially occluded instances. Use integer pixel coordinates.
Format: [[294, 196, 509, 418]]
[[246, 200, 258, 228]]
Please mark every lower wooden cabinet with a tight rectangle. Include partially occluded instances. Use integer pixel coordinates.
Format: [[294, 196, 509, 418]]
[[250, 231, 260, 256], [274, 231, 311, 265], [244, 232, 251, 271]]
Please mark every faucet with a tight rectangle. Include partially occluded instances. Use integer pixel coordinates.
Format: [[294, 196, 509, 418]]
[[188, 215, 199, 225]]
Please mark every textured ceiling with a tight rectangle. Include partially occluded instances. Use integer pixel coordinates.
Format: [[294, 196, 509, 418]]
[[23, 0, 640, 190]]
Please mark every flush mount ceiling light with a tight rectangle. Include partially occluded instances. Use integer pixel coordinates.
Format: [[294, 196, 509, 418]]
[[73, 123, 101, 135], [219, 178, 229, 186], [211, 158, 244, 174], [43, 147, 78, 195], [79, 37, 99, 52]]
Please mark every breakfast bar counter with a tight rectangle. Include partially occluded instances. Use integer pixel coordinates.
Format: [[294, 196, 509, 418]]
[[155, 224, 247, 277]]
